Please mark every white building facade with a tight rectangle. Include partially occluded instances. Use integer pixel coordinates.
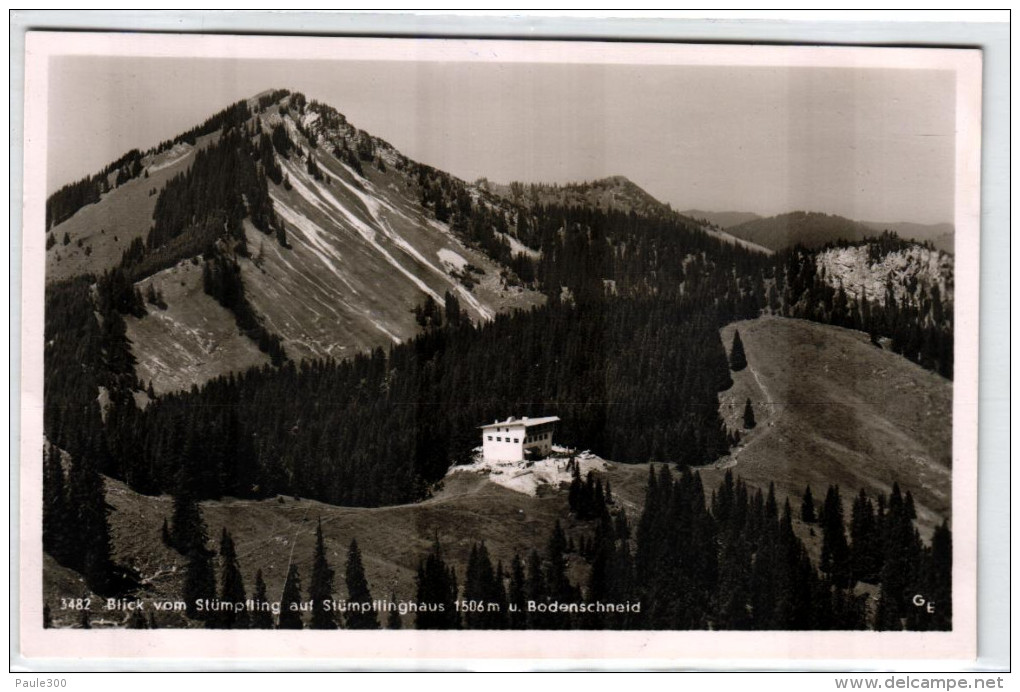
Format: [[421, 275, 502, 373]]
[[480, 416, 560, 462]]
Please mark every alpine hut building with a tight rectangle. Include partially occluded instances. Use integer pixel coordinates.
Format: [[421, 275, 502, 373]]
[[480, 416, 560, 462]]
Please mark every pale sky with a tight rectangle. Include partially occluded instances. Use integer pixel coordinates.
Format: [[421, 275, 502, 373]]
[[47, 55, 956, 224]]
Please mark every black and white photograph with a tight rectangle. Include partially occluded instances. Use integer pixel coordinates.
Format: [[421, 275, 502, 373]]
[[16, 28, 986, 664]]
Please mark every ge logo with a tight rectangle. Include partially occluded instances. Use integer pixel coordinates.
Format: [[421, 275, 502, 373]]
[[912, 594, 936, 613]]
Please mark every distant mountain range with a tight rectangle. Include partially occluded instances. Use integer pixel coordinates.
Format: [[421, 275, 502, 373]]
[[683, 209, 954, 254], [680, 209, 763, 229]]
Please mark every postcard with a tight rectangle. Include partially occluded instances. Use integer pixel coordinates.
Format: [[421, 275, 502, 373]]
[[17, 31, 981, 665]]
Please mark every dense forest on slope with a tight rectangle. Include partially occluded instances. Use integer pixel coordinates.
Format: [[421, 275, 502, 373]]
[[771, 236, 954, 378], [45, 149, 145, 230], [68, 294, 734, 506], [725, 211, 875, 251], [412, 159, 952, 378], [45, 96, 274, 232]]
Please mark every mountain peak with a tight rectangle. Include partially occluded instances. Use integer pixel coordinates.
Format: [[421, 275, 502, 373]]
[[486, 175, 672, 217]]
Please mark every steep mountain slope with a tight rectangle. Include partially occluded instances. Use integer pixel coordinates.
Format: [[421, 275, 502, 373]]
[[815, 241, 953, 310], [236, 129, 537, 363], [46, 140, 208, 282], [48, 91, 544, 392], [727, 211, 876, 251]]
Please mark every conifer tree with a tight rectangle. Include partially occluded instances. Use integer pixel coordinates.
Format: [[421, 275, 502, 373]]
[[43, 604, 52, 629], [742, 398, 756, 429], [524, 549, 551, 629], [42, 445, 71, 563], [904, 491, 917, 520], [126, 609, 147, 629], [67, 449, 114, 594], [216, 528, 249, 629], [928, 520, 952, 631], [545, 521, 572, 606], [820, 485, 852, 589], [344, 537, 379, 629], [729, 329, 748, 371], [463, 542, 503, 629], [849, 489, 880, 584], [507, 553, 528, 629], [250, 569, 274, 629], [170, 491, 207, 556], [876, 483, 923, 629], [874, 585, 903, 631], [279, 564, 305, 629], [308, 520, 337, 629], [588, 507, 635, 629], [717, 526, 753, 629], [493, 561, 510, 629], [567, 463, 582, 515]]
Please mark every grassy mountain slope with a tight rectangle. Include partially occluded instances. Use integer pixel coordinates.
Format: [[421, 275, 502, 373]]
[[46, 140, 209, 282], [705, 317, 951, 540]]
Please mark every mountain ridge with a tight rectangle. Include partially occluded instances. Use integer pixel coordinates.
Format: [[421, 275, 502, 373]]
[[47, 89, 547, 393], [680, 208, 954, 254]]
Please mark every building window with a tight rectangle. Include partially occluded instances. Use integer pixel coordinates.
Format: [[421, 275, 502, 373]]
[[496, 437, 502, 442], [487, 436, 493, 441], [513, 438, 519, 443]]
